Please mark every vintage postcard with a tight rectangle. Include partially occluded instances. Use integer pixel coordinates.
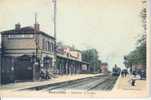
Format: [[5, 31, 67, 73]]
[[0, 0, 150, 98]]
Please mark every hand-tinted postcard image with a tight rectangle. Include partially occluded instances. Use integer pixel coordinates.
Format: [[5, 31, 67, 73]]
[[0, 0, 150, 98]]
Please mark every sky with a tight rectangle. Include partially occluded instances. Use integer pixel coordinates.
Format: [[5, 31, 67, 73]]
[[0, 0, 145, 70]]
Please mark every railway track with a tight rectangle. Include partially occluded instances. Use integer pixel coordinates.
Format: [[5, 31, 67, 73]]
[[45, 74, 118, 92], [39, 74, 108, 91], [90, 76, 118, 91], [23, 74, 118, 92], [47, 76, 109, 92]]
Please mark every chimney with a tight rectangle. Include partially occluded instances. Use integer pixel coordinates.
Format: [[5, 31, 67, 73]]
[[34, 23, 40, 31], [15, 23, 21, 30]]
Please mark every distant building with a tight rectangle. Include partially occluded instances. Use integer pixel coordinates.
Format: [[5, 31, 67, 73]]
[[101, 63, 108, 74], [1, 23, 55, 83], [132, 64, 145, 70], [132, 64, 146, 74]]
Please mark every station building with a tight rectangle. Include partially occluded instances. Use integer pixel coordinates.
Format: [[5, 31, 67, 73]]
[[1, 23, 55, 83], [56, 43, 89, 74], [0, 23, 89, 84]]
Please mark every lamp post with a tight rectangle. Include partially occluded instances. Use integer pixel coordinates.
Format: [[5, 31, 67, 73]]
[[33, 13, 39, 81]]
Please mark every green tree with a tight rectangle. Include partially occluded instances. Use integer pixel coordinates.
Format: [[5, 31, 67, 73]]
[[82, 49, 101, 73], [124, 28, 146, 68], [124, 0, 146, 68]]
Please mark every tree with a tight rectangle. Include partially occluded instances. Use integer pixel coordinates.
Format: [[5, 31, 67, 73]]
[[124, 32, 146, 67], [82, 49, 101, 73], [124, 1, 146, 68]]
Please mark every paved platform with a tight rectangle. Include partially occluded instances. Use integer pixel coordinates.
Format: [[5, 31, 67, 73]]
[[0, 74, 102, 91], [113, 75, 147, 91], [111, 75, 149, 97]]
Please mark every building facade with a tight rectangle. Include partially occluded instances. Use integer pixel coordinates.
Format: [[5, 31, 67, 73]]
[[101, 63, 109, 74], [56, 43, 89, 74], [1, 23, 55, 83], [0, 23, 89, 84]]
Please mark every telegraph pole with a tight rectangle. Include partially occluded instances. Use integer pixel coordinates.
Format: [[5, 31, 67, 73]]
[[35, 13, 38, 60], [52, 0, 57, 40], [52, 0, 57, 73], [33, 13, 38, 81]]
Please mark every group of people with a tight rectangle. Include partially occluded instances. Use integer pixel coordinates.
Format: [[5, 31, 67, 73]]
[[40, 69, 50, 80], [113, 63, 145, 87], [121, 69, 136, 86], [121, 69, 128, 77]]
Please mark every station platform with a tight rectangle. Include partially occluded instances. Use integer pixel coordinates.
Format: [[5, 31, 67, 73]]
[[112, 75, 149, 97], [0, 74, 102, 91], [113, 75, 147, 90]]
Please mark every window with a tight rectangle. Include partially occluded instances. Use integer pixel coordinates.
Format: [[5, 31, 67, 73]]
[[52, 43, 54, 52], [42, 39, 54, 52], [47, 41, 49, 51], [50, 42, 54, 52], [42, 39, 45, 50], [48, 42, 51, 52]]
